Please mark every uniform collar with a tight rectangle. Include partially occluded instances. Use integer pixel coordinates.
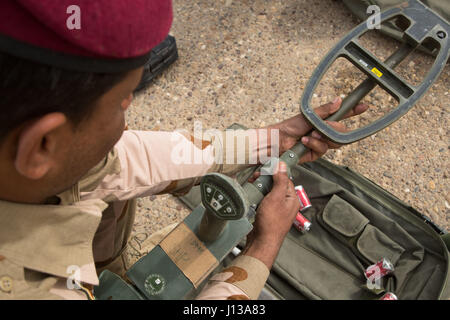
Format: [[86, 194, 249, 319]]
[[0, 197, 107, 285]]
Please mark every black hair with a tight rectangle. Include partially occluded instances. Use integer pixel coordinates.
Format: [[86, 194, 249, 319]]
[[0, 52, 129, 139]]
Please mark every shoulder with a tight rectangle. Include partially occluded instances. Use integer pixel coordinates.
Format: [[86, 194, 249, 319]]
[[78, 148, 121, 194]]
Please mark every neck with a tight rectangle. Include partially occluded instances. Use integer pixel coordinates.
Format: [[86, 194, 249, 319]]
[[0, 168, 49, 204]]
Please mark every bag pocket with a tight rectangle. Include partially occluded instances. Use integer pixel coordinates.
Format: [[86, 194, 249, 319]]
[[318, 195, 405, 267], [356, 225, 405, 266], [322, 195, 369, 238]]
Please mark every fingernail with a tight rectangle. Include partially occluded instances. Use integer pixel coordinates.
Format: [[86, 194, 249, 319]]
[[279, 161, 287, 173], [333, 97, 340, 104], [302, 137, 309, 144], [311, 131, 321, 139]]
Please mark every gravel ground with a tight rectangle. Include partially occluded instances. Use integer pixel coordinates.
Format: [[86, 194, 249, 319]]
[[126, 0, 449, 240]]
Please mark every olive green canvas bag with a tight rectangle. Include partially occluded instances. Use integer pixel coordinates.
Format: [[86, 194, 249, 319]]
[[179, 157, 449, 300], [177, 120, 450, 300], [267, 160, 449, 300]]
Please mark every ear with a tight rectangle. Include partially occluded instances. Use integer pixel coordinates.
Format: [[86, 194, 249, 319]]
[[121, 93, 134, 111], [14, 113, 68, 180]]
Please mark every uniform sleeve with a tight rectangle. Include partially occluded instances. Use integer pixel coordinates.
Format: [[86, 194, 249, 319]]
[[195, 255, 270, 300], [80, 128, 274, 201]]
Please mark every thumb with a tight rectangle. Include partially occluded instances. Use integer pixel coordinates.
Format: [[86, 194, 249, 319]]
[[269, 161, 289, 198]]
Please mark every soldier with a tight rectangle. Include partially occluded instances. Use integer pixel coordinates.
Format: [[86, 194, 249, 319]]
[[0, 0, 367, 299]]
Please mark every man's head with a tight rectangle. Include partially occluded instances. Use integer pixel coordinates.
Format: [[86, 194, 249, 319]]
[[0, 52, 144, 203], [0, 0, 172, 203]]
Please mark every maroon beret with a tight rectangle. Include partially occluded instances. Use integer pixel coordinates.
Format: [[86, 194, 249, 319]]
[[0, 0, 173, 73]]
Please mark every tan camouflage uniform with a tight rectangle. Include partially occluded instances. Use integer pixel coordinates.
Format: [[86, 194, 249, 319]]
[[0, 129, 272, 300]]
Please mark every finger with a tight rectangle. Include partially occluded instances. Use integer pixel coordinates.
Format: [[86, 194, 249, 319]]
[[298, 150, 316, 163], [326, 121, 347, 133], [298, 137, 329, 163], [285, 183, 301, 215], [311, 130, 323, 140], [288, 188, 301, 211], [301, 136, 328, 158], [268, 161, 290, 199], [307, 122, 347, 149], [324, 121, 347, 149], [342, 103, 369, 119], [313, 97, 341, 119], [272, 114, 311, 138], [273, 97, 342, 138], [285, 180, 301, 205], [247, 171, 261, 183], [285, 179, 297, 199]]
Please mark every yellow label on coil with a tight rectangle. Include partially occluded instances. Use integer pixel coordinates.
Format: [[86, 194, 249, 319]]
[[371, 67, 383, 78]]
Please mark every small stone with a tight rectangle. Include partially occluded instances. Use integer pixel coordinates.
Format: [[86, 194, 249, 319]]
[[428, 180, 436, 190], [257, 14, 266, 21]]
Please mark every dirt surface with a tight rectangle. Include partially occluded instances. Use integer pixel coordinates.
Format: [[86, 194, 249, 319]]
[[126, 0, 449, 240]]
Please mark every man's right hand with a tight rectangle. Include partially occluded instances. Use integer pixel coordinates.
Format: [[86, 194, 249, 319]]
[[242, 161, 300, 269]]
